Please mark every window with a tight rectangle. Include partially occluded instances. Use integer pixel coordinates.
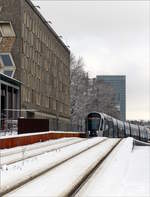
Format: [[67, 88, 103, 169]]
[[53, 99, 56, 111], [27, 14, 30, 28], [24, 12, 27, 25], [1, 54, 13, 66], [0, 53, 16, 78], [0, 57, 3, 69], [0, 22, 15, 37]]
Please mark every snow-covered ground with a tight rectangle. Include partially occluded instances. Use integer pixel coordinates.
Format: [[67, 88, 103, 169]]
[[76, 139, 150, 197], [0, 131, 18, 137], [0, 137, 73, 157], [0, 137, 106, 195], [3, 138, 118, 197], [0, 137, 83, 165], [0, 137, 149, 197]]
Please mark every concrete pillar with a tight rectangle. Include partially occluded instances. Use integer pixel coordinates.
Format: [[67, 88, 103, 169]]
[[12, 87, 14, 120], [6, 85, 8, 129], [17, 88, 20, 119]]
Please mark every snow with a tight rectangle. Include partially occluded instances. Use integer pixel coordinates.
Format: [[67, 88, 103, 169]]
[[3, 138, 119, 197], [75, 138, 150, 197], [0, 138, 83, 165], [0, 137, 105, 195], [0, 130, 84, 139], [0, 137, 73, 157], [0, 131, 18, 138], [120, 146, 150, 196], [0, 137, 149, 197]]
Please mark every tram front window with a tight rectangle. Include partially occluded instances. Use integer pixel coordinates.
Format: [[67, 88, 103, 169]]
[[88, 118, 100, 131]]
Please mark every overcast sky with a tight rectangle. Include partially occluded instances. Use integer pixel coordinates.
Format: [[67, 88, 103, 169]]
[[32, 0, 150, 120]]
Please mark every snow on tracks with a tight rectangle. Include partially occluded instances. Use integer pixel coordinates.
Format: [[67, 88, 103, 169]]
[[0, 137, 84, 166], [75, 137, 135, 196], [1, 138, 121, 197], [0, 137, 105, 196]]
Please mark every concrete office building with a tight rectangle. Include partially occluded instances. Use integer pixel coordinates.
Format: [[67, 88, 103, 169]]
[[96, 75, 126, 121], [0, 0, 70, 130]]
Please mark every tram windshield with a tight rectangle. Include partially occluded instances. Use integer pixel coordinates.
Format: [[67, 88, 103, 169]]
[[88, 117, 100, 131]]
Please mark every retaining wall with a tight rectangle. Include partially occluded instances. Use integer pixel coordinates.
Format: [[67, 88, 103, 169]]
[[0, 131, 86, 149]]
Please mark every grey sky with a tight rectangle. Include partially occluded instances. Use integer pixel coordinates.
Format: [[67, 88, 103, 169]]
[[32, 0, 150, 120]]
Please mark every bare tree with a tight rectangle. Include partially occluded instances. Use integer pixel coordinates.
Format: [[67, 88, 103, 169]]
[[86, 79, 120, 119], [70, 54, 88, 130], [70, 54, 121, 130]]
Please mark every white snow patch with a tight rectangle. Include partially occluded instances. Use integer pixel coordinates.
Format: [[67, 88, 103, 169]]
[[76, 137, 150, 197]]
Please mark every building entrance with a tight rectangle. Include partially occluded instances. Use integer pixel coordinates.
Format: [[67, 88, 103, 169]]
[[0, 73, 21, 132], [1, 84, 6, 129]]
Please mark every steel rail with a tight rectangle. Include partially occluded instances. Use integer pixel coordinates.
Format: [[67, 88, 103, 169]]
[[0, 138, 85, 166], [69, 139, 122, 197], [1, 138, 107, 196]]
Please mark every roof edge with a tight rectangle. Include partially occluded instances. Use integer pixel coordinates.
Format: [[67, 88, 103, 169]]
[[25, 0, 70, 54]]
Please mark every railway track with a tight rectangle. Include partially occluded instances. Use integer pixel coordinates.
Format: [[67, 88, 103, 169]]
[[74, 138, 132, 197], [0, 137, 86, 166], [1, 137, 121, 197]]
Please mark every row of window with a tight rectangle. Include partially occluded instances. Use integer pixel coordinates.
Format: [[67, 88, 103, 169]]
[[22, 42, 69, 79], [22, 7, 70, 116], [22, 86, 69, 115], [21, 67, 69, 93], [22, 56, 69, 89], [23, 12, 69, 65], [21, 74, 69, 106]]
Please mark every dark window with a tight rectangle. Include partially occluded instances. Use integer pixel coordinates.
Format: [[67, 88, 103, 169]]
[[1, 54, 13, 66], [108, 119, 114, 137], [103, 118, 109, 137]]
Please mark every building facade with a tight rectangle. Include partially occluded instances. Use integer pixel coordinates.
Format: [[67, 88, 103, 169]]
[[0, 0, 70, 130], [96, 75, 126, 121]]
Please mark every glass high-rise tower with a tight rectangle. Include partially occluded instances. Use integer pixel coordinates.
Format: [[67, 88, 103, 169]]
[[96, 75, 126, 121]]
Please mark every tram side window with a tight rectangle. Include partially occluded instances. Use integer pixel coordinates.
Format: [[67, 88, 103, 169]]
[[135, 127, 139, 139], [121, 125, 125, 137], [143, 129, 147, 140], [125, 124, 130, 136], [118, 123, 124, 138], [113, 120, 118, 138], [108, 120, 114, 137], [103, 119, 109, 137], [118, 125, 121, 137]]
